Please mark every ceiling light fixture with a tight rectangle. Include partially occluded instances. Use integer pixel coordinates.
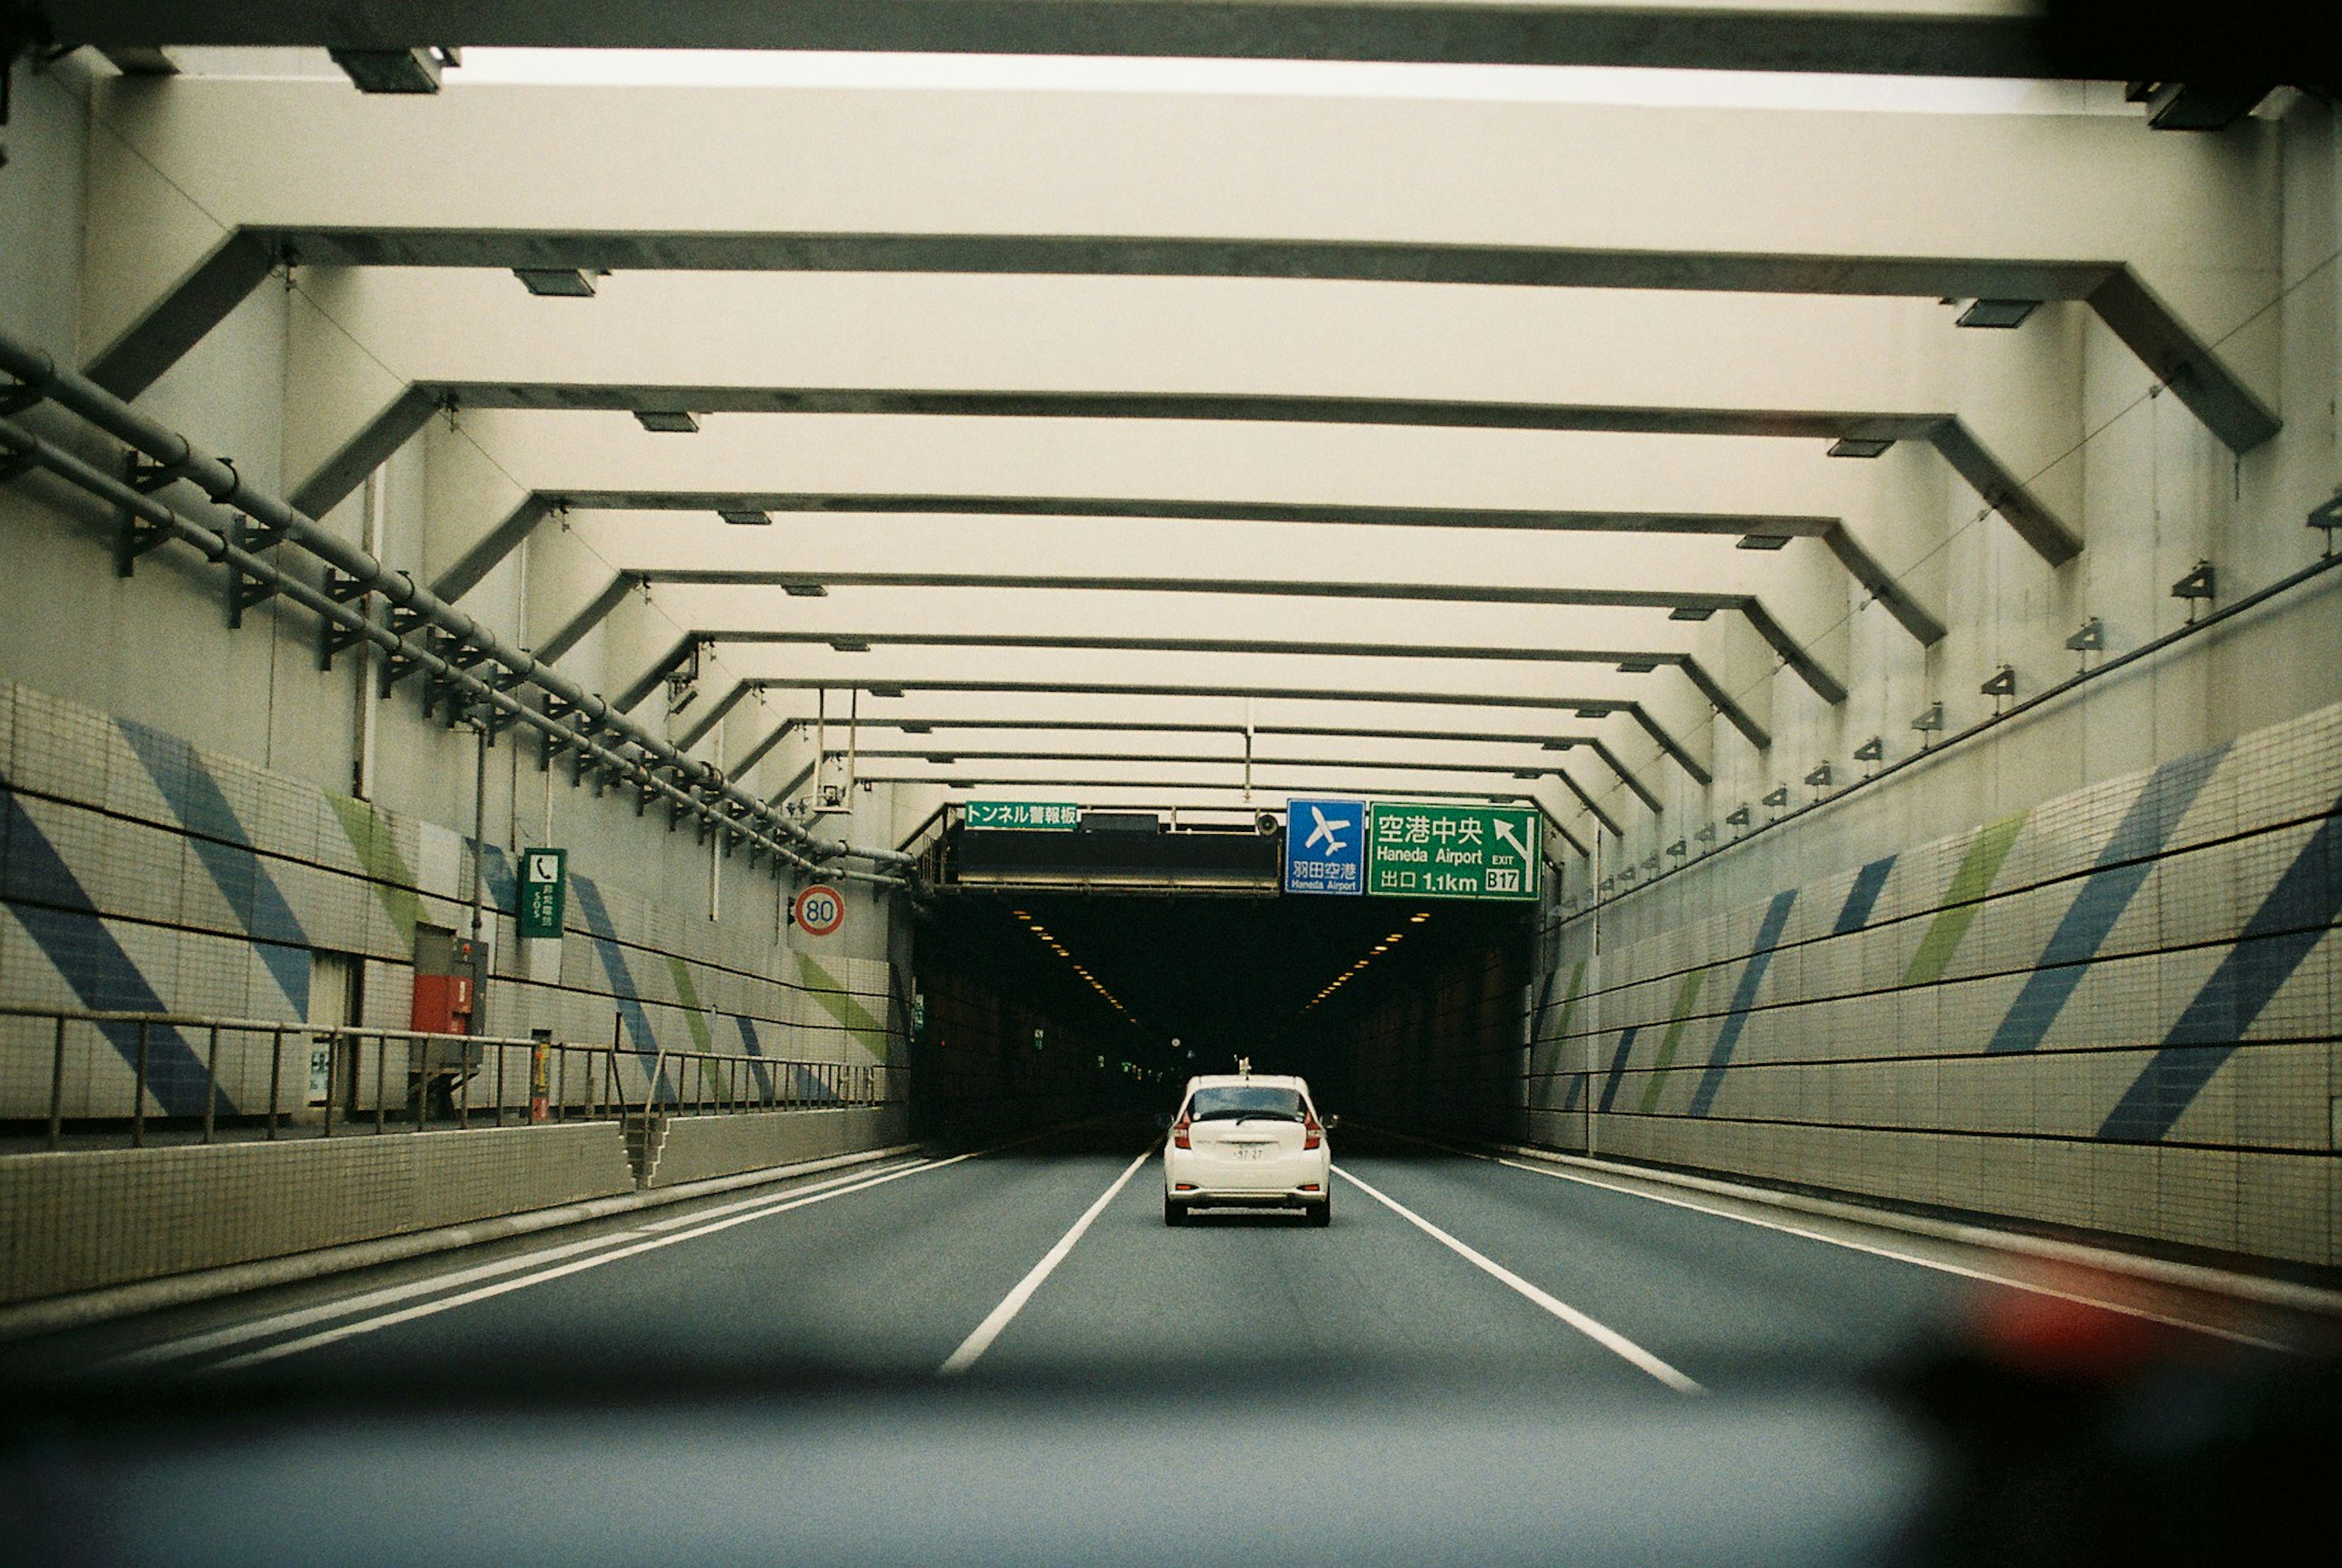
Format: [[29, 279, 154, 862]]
[[634, 410, 701, 434], [1614, 659, 1659, 674], [718, 508, 772, 526], [329, 45, 457, 93], [1955, 299, 2039, 329], [829, 638, 871, 653], [1668, 606, 1716, 621], [867, 685, 904, 698], [514, 268, 595, 298], [1736, 533, 1792, 551], [781, 582, 828, 597], [1826, 437, 1895, 459]]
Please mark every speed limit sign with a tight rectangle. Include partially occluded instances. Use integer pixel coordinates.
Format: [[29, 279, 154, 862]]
[[792, 884, 846, 937]]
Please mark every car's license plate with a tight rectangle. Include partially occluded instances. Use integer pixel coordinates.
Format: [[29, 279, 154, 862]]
[[1231, 1144, 1268, 1160]]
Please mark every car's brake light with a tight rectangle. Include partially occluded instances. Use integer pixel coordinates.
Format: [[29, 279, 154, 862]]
[[1172, 1115, 1191, 1150], [1302, 1114, 1323, 1151]]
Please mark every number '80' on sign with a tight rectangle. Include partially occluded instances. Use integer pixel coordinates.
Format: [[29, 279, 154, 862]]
[[793, 884, 846, 936]]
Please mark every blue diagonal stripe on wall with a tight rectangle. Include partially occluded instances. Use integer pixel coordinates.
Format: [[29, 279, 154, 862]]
[[1597, 1026, 1639, 1112], [1, 781, 231, 1116], [1989, 743, 2230, 1054], [116, 719, 310, 1012], [567, 873, 668, 1094], [2098, 791, 2342, 1142], [475, 839, 517, 913], [1689, 888, 1799, 1115], [730, 1014, 777, 1100], [1833, 856, 1895, 935]]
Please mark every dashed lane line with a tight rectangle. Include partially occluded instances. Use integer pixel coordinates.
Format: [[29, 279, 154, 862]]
[[108, 1157, 934, 1372], [939, 1144, 1158, 1376], [1334, 1164, 1703, 1394]]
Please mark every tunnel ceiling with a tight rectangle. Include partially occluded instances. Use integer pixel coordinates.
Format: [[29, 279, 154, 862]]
[[25, 4, 2311, 876]]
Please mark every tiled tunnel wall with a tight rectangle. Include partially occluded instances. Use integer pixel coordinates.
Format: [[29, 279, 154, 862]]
[[1524, 698, 2342, 1269], [1347, 944, 1531, 1133], [0, 679, 905, 1123]]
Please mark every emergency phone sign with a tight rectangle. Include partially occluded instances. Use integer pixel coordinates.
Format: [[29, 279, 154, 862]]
[[792, 884, 846, 937], [518, 848, 567, 940]]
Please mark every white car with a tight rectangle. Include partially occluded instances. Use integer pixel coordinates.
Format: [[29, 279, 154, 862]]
[[1162, 1072, 1334, 1226]]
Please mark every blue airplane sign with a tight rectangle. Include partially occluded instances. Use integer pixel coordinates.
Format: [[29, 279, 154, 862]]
[[1284, 798, 1366, 895]]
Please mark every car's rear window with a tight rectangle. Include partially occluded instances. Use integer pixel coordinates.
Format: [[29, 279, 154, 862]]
[[1186, 1085, 1306, 1122]]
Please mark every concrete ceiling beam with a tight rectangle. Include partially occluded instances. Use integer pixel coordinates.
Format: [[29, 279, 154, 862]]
[[84, 79, 2277, 453], [294, 379, 2078, 566]]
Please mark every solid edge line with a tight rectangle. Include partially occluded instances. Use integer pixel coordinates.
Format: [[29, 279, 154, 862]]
[[207, 1142, 1015, 1372], [0, 1140, 929, 1345], [107, 1158, 936, 1371], [1333, 1163, 1702, 1394], [1485, 1139, 2342, 1319], [938, 1143, 1157, 1376], [1443, 1142, 2290, 1351]]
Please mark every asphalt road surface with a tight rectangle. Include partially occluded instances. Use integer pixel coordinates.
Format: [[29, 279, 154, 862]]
[[5, 1120, 2291, 1389]]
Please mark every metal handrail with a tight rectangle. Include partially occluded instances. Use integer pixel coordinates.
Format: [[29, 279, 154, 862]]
[[2, 1002, 903, 1153]]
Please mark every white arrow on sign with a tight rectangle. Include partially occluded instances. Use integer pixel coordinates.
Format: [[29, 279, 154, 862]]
[[1493, 817, 1534, 863]]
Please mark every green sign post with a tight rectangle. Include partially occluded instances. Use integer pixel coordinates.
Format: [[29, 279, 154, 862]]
[[1366, 804, 1540, 901], [518, 847, 568, 939], [966, 801, 1080, 830]]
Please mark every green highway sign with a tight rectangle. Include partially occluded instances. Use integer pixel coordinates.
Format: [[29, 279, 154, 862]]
[[966, 800, 1080, 831], [518, 847, 568, 938], [1366, 803, 1540, 901]]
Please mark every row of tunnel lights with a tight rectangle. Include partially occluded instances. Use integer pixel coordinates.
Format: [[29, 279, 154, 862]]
[[1302, 911, 1431, 1013], [1010, 909, 1140, 1023]]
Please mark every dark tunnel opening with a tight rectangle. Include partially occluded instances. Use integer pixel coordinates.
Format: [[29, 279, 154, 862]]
[[908, 891, 1534, 1144]]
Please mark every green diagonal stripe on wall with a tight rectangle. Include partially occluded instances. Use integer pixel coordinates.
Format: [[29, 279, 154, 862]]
[[665, 956, 715, 1053], [1637, 967, 1708, 1112], [1903, 810, 2029, 986], [326, 793, 421, 943], [1531, 958, 1587, 1079], [797, 953, 889, 1057]]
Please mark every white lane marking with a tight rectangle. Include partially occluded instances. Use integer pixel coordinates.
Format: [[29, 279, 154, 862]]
[[1334, 1164, 1703, 1394], [206, 1150, 1000, 1372], [1482, 1152, 2291, 1353], [110, 1158, 931, 1372], [939, 1145, 1156, 1376]]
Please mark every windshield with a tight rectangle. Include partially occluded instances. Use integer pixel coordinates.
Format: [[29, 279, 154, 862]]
[[1186, 1085, 1306, 1122]]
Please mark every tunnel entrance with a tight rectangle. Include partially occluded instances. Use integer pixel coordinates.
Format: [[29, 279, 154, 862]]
[[909, 888, 1533, 1145]]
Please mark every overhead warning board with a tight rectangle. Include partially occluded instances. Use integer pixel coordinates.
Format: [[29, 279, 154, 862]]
[[1283, 798, 1365, 895], [1366, 803, 1540, 901], [965, 800, 1080, 830]]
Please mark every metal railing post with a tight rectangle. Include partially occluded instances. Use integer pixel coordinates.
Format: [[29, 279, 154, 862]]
[[495, 1037, 507, 1128], [47, 1017, 66, 1150], [321, 1030, 338, 1139], [201, 1025, 221, 1144], [132, 1020, 150, 1148], [377, 1033, 389, 1134], [459, 1037, 471, 1129], [266, 1026, 282, 1140]]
